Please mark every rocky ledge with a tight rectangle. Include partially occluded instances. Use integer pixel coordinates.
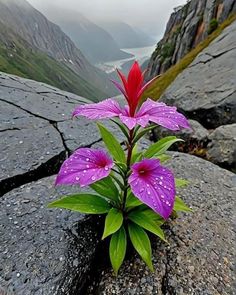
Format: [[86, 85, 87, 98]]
[[88, 153, 236, 295], [0, 152, 235, 294]]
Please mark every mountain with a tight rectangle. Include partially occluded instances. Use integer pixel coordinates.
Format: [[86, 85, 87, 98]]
[[0, 0, 117, 100], [41, 8, 133, 64], [99, 21, 155, 49], [145, 0, 236, 80], [0, 21, 108, 101]]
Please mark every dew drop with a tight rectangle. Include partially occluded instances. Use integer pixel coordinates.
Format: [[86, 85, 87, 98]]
[[76, 176, 80, 181], [104, 166, 109, 171], [83, 170, 87, 173], [91, 176, 96, 181], [147, 191, 151, 195], [86, 158, 90, 161]]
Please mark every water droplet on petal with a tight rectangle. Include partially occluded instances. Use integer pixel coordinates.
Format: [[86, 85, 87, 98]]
[[104, 166, 109, 171], [92, 176, 96, 181], [76, 176, 80, 181]]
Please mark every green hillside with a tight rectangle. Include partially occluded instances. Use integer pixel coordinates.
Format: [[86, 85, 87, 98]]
[[0, 22, 107, 101]]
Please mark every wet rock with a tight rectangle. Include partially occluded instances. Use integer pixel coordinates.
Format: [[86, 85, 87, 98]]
[[146, 0, 236, 80], [153, 119, 209, 144], [90, 153, 236, 295], [161, 21, 236, 129], [0, 101, 65, 196], [207, 123, 236, 169], [0, 176, 102, 295]]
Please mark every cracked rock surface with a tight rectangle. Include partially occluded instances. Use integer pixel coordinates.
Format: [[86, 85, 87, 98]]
[[0, 73, 124, 195], [161, 21, 236, 129], [0, 177, 102, 295], [89, 153, 236, 295]]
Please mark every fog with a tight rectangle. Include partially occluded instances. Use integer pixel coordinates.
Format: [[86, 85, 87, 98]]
[[27, 0, 187, 38]]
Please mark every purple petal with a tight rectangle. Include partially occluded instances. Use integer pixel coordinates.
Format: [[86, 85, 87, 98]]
[[119, 114, 137, 129], [73, 99, 122, 120], [56, 148, 113, 187], [128, 158, 175, 219], [136, 98, 190, 131]]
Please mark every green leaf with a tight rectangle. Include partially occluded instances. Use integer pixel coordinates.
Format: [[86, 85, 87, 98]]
[[175, 178, 189, 188], [109, 226, 127, 275], [136, 208, 165, 224], [125, 191, 142, 209], [133, 125, 157, 144], [90, 176, 119, 202], [144, 136, 183, 158], [48, 194, 111, 214], [156, 154, 171, 163], [128, 211, 167, 242], [128, 223, 154, 271], [97, 123, 126, 163], [110, 119, 129, 139], [102, 208, 123, 239], [174, 196, 193, 212]]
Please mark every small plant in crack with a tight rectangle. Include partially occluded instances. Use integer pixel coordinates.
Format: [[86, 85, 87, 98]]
[[48, 61, 192, 275]]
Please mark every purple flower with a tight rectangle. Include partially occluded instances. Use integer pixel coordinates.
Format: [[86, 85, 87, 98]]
[[128, 159, 175, 219], [73, 98, 190, 131], [73, 98, 122, 120], [55, 148, 113, 187]]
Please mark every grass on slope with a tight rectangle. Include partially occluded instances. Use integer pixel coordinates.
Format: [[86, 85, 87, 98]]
[[143, 13, 236, 101], [0, 23, 107, 101]]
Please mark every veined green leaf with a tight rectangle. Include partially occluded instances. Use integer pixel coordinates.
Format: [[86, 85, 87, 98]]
[[90, 176, 119, 202], [125, 191, 142, 209], [156, 154, 171, 163], [97, 123, 126, 163], [128, 223, 154, 271], [110, 119, 129, 139], [144, 136, 183, 158], [128, 211, 166, 242], [133, 125, 157, 144], [109, 226, 127, 275], [135, 208, 165, 224], [175, 178, 189, 188], [174, 196, 193, 212], [48, 194, 111, 214], [102, 208, 123, 239]]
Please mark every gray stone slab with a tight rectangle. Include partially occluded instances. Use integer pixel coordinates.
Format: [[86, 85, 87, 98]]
[[161, 21, 236, 128], [91, 153, 236, 295], [0, 177, 101, 295], [207, 123, 236, 169]]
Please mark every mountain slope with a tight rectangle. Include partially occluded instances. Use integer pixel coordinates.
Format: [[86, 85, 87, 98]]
[[0, 0, 117, 99], [0, 21, 107, 101], [99, 21, 155, 49], [42, 8, 133, 63], [145, 0, 236, 80]]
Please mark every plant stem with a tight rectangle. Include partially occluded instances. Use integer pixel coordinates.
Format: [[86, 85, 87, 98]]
[[122, 129, 134, 210]]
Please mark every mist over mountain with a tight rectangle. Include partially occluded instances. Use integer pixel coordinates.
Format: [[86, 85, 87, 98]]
[[0, 0, 117, 100], [99, 21, 155, 49], [41, 8, 133, 64]]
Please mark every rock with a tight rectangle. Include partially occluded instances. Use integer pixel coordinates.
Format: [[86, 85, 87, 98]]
[[207, 124, 236, 169], [0, 100, 66, 196], [153, 119, 209, 150], [161, 21, 236, 129], [89, 153, 236, 295], [145, 0, 236, 80], [0, 176, 102, 295], [0, 72, 122, 195]]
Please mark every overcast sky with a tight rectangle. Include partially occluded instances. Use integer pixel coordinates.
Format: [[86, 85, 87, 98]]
[[28, 0, 187, 38]]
